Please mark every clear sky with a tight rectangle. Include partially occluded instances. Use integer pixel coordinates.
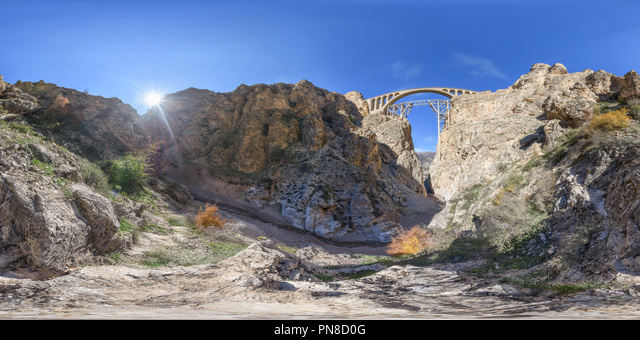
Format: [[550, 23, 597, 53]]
[[2, 0, 639, 151]]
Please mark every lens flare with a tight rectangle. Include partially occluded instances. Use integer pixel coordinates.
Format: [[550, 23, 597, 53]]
[[144, 92, 163, 107]]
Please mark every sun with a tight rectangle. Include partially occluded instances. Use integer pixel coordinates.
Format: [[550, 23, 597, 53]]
[[144, 92, 164, 107]]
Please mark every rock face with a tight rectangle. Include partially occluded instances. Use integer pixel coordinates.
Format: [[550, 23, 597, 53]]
[[0, 78, 160, 279], [0, 136, 127, 279], [138, 80, 432, 242], [549, 140, 640, 282], [0, 171, 90, 279], [216, 240, 323, 285], [427, 63, 640, 281], [430, 63, 637, 200], [9, 80, 148, 161], [358, 112, 427, 197], [0, 82, 38, 114]]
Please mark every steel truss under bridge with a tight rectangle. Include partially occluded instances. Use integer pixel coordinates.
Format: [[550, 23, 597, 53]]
[[387, 99, 451, 136]]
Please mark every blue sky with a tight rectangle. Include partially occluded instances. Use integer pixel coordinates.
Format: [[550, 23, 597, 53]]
[[2, 0, 639, 152]]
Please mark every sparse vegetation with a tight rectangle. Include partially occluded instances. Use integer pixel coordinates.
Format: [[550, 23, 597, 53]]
[[140, 239, 248, 268], [43, 94, 72, 120], [461, 183, 484, 210], [78, 159, 111, 194], [627, 98, 640, 120], [30, 158, 54, 176]]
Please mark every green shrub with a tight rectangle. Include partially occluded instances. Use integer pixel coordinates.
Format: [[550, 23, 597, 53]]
[[79, 160, 111, 194], [31, 158, 54, 176], [626, 98, 640, 120], [108, 153, 148, 194]]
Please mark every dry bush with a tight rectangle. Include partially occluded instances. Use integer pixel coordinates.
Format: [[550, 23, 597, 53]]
[[53, 94, 70, 108], [44, 94, 71, 118], [195, 204, 228, 231], [589, 108, 631, 132], [386, 226, 431, 257]]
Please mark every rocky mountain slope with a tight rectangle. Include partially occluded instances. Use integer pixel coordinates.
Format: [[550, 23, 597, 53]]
[[2, 62, 640, 304], [0, 75, 437, 279], [137, 80, 438, 243], [428, 63, 640, 284]]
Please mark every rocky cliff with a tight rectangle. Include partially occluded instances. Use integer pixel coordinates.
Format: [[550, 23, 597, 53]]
[[0, 74, 436, 279], [0, 119, 141, 279], [431, 63, 640, 200], [137, 80, 436, 243], [0, 78, 183, 279], [427, 63, 640, 283], [7, 80, 149, 161]]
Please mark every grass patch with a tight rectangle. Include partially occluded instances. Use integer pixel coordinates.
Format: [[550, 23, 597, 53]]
[[140, 222, 170, 235], [277, 244, 299, 255], [549, 281, 605, 294], [30, 158, 54, 176], [140, 249, 173, 268], [207, 241, 248, 262], [6, 121, 35, 134], [140, 241, 248, 268], [165, 215, 193, 227]]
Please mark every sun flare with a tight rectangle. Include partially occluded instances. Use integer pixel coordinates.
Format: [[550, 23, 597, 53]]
[[144, 92, 164, 107]]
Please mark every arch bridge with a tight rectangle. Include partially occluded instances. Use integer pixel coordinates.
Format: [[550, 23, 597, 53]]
[[365, 87, 477, 135]]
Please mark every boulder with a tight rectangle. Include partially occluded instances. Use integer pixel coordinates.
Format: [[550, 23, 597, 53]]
[[69, 183, 124, 254], [0, 173, 90, 279]]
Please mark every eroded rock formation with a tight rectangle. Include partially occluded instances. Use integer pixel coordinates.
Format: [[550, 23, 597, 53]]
[[138, 80, 432, 243], [430, 63, 638, 200], [427, 63, 640, 282]]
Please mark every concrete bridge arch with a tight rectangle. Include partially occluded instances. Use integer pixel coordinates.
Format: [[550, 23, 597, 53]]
[[366, 87, 476, 116]]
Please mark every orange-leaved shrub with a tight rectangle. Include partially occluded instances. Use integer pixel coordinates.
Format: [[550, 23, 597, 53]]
[[53, 93, 70, 108], [44, 94, 71, 118], [195, 204, 228, 231], [589, 108, 631, 132], [386, 226, 431, 257]]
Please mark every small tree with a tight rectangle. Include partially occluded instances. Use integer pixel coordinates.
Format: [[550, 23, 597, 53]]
[[386, 226, 431, 257]]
